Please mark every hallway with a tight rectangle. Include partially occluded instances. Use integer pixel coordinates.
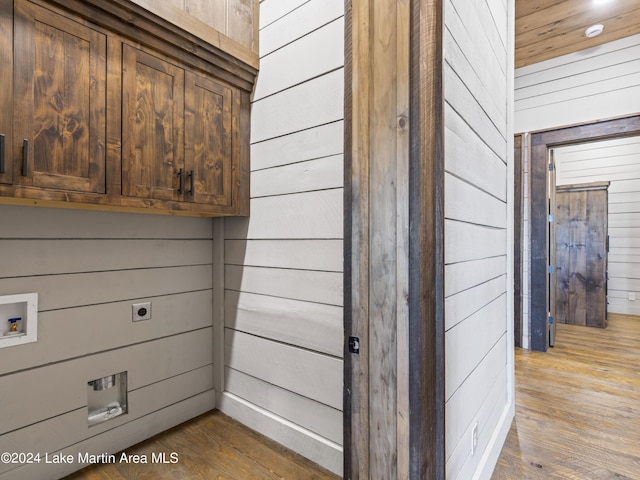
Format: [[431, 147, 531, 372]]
[[492, 314, 640, 479]]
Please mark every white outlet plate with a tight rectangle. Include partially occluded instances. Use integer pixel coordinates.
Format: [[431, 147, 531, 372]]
[[132, 302, 152, 322], [629, 292, 636, 301]]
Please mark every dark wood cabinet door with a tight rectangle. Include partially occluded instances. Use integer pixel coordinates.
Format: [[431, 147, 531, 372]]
[[0, 1, 12, 185], [122, 44, 185, 201], [555, 185, 608, 328], [184, 71, 235, 206], [14, 0, 107, 193]]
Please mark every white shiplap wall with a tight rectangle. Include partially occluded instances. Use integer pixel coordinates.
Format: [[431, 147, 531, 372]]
[[444, 0, 514, 478], [218, 0, 344, 475], [554, 136, 640, 316], [515, 34, 640, 134], [515, 34, 640, 343], [0, 206, 215, 480]]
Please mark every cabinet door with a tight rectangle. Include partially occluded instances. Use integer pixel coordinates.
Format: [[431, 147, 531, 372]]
[[0, 1, 12, 185], [185, 71, 235, 206], [14, 0, 107, 193], [122, 44, 185, 201]]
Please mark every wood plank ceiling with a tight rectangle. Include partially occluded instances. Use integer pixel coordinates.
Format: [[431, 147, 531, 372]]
[[516, 0, 640, 68]]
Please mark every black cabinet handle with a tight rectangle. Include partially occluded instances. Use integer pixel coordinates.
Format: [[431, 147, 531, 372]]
[[0, 134, 5, 174], [22, 139, 28, 176], [178, 168, 184, 194], [188, 170, 194, 195]]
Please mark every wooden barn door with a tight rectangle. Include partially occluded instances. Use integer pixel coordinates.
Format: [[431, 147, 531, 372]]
[[554, 182, 609, 328]]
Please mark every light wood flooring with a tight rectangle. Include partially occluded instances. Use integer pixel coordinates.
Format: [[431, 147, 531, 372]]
[[492, 313, 640, 479], [63, 410, 340, 480]]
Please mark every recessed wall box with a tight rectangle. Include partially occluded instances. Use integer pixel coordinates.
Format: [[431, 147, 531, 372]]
[[0, 293, 38, 349], [88, 372, 128, 427]]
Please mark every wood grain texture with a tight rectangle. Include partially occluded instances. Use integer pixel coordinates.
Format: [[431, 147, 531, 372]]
[[492, 314, 640, 480], [12, 0, 107, 193], [63, 410, 339, 480], [514, 134, 524, 348], [0, 0, 13, 185], [554, 186, 608, 327], [515, 0, 640, 68]]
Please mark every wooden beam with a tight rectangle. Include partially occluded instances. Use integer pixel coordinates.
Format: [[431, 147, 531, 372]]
[[514, 134, 524, 348], [344, 0, 445, 477], [409, 0, 445, 477]]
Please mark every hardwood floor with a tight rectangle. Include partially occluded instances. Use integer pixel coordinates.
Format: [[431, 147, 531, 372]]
[[492, 313, 640, 479], [63, 410, 340, 480]]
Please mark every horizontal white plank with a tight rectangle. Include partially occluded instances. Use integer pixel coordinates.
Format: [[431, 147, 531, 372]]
[[225, 239, 342, 271], [610, 194, 640, 206], [225, 367, 342, 443], [254, 17, 344, 101], [251, 155, 343, 197], [445, 256, 507, 296], [445, 220, 507, 264], [0, 366, 213, 474], [609, 236, 640, 248], [609, 211, 640, 226], [0, 328, 212, 435], [609, 277, 640, 291], [251, 68, 343, 143], [609, 227, 640, 238], [445, 294, 507, 398], [216, 391, 342, 475], [445, 104, 506, 201], [445, 174, 507, 228], [0, 265, 212, 311], [224, 189, 343, 239], [225, 329, 342, 409], [609, 178, 640, 194], [609, 254, 640, 263], [445, 275, 506, 331], [225, 290, 342, 356], [4, 392, 214, 480], [225, 265, 343, 305], [0, 205, 212, 239], [0, 290, 213, 375], [1, 239, 212, 278], [259, 0, 343, 56], [251, 121, 343, 171]]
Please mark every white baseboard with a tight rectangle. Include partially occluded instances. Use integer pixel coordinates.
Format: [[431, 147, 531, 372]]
[[215, 391, 343, 476], [472, 402, 515, 480]]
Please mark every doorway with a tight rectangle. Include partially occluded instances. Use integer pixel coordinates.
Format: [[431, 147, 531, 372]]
[[527, 114, 640, 351]]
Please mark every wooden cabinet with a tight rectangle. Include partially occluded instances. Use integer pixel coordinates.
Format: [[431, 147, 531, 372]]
[[122, 45, 185, 202], [13, 0, 107, 193], [0, 0, 256, 216]]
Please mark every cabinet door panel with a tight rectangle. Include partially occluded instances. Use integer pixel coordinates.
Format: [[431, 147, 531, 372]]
[[14, 0, 106, 193], [0, 1, 12, 185], [185, 71, 234, 206], [122, 45, 184, 201]]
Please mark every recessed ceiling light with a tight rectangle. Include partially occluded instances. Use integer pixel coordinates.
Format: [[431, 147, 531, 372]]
[[593, 0, 613, 4], [585, 24, 604, 38]]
